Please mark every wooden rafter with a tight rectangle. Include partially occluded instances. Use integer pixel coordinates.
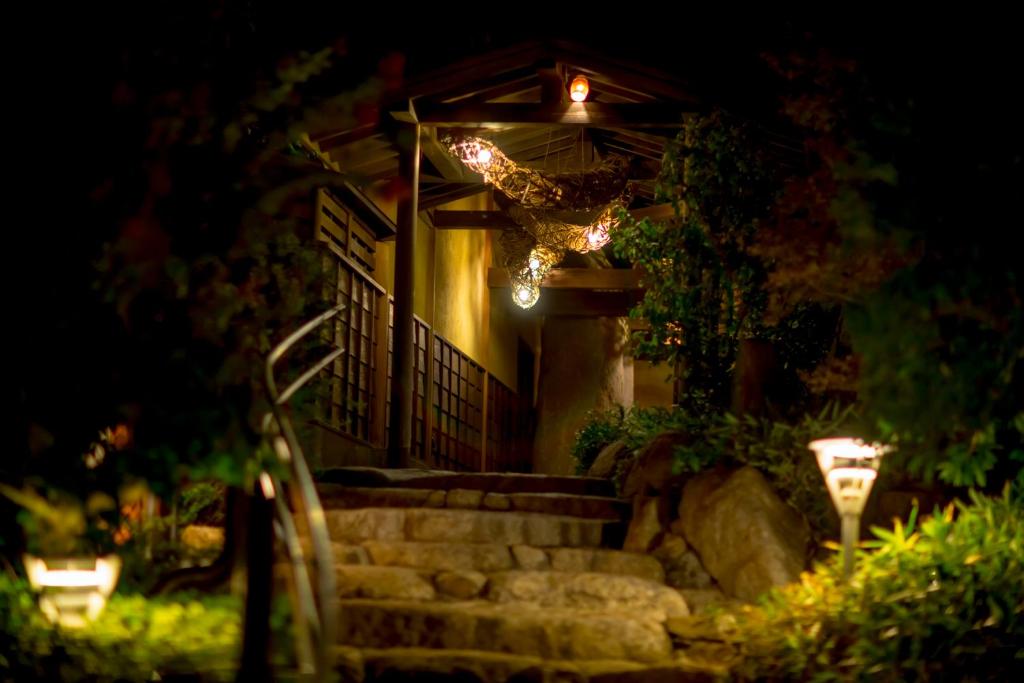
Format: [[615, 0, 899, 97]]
[[488, 268, 643, 290], [406, 102, 698, 128]]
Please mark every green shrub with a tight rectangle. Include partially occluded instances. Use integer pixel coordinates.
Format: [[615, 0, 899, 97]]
[[0, 578, 241, 682], [735, 489, 1024, 681], [571, 407, 627, 474]]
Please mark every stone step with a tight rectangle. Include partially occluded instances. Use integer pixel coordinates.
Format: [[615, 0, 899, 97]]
[[326, 507, 614, 547], [336, 646, 720, 682], [336, 599, 673, 663], [317, 484, 629, 520], [332, 566, 688, 616], [317, 466, 615, 498], [331, 540, 664, 582]]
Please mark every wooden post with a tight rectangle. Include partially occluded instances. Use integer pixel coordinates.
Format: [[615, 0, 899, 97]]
[[387, 121, 420, 468]]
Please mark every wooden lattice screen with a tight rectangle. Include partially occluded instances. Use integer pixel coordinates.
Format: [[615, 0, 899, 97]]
[[486, 376, 534, 472], [431, 335, 485, 471]]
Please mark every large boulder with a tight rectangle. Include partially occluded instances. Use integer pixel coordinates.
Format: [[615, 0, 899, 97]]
[[678, 466, 809, 601], [588, 439, 632, 479], [622, 496, 664, 553], [620, 432, 690, 497], [651, 533, 714, 590]]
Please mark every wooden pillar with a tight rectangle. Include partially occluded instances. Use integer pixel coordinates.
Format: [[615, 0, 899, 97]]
[[387, 122, 420, 468]]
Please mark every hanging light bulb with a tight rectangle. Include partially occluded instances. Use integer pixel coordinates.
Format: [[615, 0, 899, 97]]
[[569, 75, 590, 102], [475, 147, 493, 165], [585, 222, 611, 251], [513, 281, 540, 309]]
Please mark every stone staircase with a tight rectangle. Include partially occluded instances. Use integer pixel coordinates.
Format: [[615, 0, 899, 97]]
[[309, 467, 732, 682]]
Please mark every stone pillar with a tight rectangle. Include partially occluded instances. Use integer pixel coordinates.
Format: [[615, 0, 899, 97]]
[[532, 317, 633, 474]]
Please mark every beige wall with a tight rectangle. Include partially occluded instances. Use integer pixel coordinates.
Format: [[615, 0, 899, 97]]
[[368, 185, 541, 392], [633, 360, 675, 407]]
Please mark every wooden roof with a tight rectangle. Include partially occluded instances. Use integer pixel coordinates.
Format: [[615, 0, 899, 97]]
[[308, 40, 711, 212]]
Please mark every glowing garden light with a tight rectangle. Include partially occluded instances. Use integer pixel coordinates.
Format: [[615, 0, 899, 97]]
[[23, 555, 122, 628], [569, 75, 590, 102], [808, 438, 887, 580]]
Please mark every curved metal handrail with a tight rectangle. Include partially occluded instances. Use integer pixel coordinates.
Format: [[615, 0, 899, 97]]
[[263, 302, 346, 681]]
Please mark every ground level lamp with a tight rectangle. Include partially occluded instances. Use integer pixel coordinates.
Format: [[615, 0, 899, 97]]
[[808, 438, 886, 580], [23, 555, 122, 628]]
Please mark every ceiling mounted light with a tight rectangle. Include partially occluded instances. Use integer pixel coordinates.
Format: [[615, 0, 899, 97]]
[[569, 75, 590, 102]]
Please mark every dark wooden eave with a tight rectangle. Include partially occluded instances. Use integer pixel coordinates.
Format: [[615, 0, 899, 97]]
[[331, 180, 397, 239]]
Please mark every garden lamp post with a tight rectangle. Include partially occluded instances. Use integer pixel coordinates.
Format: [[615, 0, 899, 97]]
[[23, 554, 122, 628], [808, 438, 885, 580]]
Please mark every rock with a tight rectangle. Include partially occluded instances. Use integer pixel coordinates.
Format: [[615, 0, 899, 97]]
[[588, 439, 632, 479], [362, 541, 514, 572], [486, 571, 689, 619], [425, 490, 447, 507], [335, 565, 435, 600], [678, 466, 810, 601], [435, 570, 488, 599], [482, 492, 512, 510], [333, 543, 371, 565], [327, 508, 406, 542], [652, 534, 713, 590], [338, 600, 673, 663], [621, 432, 689, 497], [547, 548, 665, 582], [622, 496, 663, 553], [447, 488, 484, 509], [180, 525, 224, 553], [511, 545, 549, 570], [677, 588, 731, 615]]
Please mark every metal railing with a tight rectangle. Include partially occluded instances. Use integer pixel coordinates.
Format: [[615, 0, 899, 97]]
[[261, 303, 345, 681]]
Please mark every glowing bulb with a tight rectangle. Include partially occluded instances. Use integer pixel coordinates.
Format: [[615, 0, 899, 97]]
[[586, 223, 610, 250], [475, 147, 493, 165], [570, 75, 590, 102], [529, 257, 541, 272], [512, 282, 540, 309], [517, 287, 531, 301]]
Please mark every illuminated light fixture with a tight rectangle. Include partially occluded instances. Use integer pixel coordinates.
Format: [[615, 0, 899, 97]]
[[513, 281, 541, 309], [585, 222, 611, 251], [808, 438, 887, 580], [24, 554, 122, 628], [569, 75, 590, 102]]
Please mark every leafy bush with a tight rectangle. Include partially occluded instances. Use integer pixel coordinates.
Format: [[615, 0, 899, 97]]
[[573, 403, 853, 539], [571, 407, 626, 474], [0, 578, 241, 682], [735, 489, 1024, 681]]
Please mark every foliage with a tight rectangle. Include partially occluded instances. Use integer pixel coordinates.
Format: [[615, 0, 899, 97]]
[[0, 576, 242, 682], [735, 489, 1024, 681], [12, 6, 378, 526], [571, 407, 626, 474], [572, 403, 853, 539], [177, 481, 227, 527], [761, 45, 1024, 491], [612, 110, 780, 411]]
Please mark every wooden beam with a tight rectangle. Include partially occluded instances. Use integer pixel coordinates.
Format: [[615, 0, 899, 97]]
[[500, 289, 643, 317], [409, 102, 698, 128], [420, 127, 479, 182], [434, 210, 517, 230], [488, 268, 643, 290], [418, 183, 490, 210]]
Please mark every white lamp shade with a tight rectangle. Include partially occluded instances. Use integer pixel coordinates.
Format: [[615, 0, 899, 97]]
[[24, 554, 121, 628], [809, 438, 884, 517]]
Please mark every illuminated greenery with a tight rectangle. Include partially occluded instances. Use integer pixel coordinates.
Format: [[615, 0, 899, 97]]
[[0, 579, 241, 682], [735, 490, 1024, 681]]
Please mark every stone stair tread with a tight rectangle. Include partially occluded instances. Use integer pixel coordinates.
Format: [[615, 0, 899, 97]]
[[317, 484, 628, 520], [321, 540, 664, 581], [318, 466, 615, 497], [337, 651, 712, 679], [330, 566, 688, 615], [326, 506, 613, 547], [337, 646, 719, 682], [336, 599, 673, 663]]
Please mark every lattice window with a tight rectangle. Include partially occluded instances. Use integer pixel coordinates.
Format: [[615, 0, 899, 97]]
[[486, 376, 534, 473], [431, 335, 484, 471], [384, 306, 430, 462], [315, 188, 377, 273], [317, 242, 383, 444]]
